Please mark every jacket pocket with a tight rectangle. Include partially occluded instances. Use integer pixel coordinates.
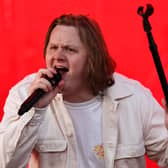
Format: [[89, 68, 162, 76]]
[[34, 140, 67, 168], [35, 139, 67, 152], [115, 142, 145, 160]]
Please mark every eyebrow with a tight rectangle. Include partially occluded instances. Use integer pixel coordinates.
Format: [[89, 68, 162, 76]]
[[49, 43, 79, 49]]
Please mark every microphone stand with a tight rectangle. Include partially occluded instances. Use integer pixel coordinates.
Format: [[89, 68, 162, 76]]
[[137, 4, 168, 105]]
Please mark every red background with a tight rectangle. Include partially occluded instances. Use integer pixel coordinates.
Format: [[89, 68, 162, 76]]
[[0, 0, 167, 167]]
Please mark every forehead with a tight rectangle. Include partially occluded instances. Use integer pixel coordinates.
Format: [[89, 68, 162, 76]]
[[49, 25, 82, 46]]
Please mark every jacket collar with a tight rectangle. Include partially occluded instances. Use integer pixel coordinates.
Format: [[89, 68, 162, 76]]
[[104, 73, 134, 101]]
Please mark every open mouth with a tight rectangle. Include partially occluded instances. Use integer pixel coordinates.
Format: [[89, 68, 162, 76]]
[[54, 67, 69, 80], [54, 66, 69, 73]]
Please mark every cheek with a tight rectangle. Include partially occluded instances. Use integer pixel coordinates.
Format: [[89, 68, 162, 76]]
[[45, 56, 52, 67], [70, 57, 87, 76]]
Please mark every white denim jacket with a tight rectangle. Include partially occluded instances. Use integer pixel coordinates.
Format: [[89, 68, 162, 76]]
[[0, 72, 168, 168]]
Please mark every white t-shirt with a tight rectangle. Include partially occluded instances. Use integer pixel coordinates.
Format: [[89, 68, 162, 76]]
[[64, 96, 105, 168]]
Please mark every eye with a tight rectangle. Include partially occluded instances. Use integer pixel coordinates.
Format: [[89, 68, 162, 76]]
[[68, 48, 75, 52], [64, 46, 77, 53], [50, 45, 57, 50]]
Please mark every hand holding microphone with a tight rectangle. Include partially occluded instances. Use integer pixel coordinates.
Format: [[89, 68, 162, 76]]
[[18, 67, 68, 116]]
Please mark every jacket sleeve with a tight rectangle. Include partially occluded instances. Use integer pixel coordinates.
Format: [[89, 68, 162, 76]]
[[0, 81, 46, 168], [142, 90, 168, 167]]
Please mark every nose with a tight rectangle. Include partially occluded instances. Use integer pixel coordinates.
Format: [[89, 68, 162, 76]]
[[53, 47, 66, 62]]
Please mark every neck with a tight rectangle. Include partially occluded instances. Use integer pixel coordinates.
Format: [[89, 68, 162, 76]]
[[63, 89, 95, 103]]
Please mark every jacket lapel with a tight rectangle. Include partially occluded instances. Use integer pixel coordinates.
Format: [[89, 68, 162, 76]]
[[102, 74, 134, 168], [102, 95, 119, 168]]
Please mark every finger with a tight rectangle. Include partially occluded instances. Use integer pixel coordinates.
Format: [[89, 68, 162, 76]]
[[29, 78, 53, 95], [48, 67, 57, 74], [36, 68, 55, 79], [36, 68, 47, 78], [38, 78, 53, 91], [29, 83, 48, 96]]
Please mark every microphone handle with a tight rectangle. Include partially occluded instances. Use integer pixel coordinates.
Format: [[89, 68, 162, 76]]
[[18, 72, 62, 116]]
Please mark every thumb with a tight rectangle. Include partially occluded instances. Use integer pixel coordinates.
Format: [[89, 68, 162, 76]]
[[58, 80, 65, 91], [52, 80, 65, 95]]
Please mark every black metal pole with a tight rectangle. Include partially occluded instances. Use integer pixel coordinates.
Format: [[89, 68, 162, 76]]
[[137, 4, 168, 105]]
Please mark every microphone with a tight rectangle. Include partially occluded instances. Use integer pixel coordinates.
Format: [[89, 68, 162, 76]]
[[18, 67, 68, 116]]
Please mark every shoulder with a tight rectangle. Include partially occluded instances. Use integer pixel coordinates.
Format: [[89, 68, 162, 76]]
[[8, 73, 36, 100], [111, 73, 163, 116], [3, 73, 36, 114], [113, 72, 152, 95], [106, 72, 153, 101]]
